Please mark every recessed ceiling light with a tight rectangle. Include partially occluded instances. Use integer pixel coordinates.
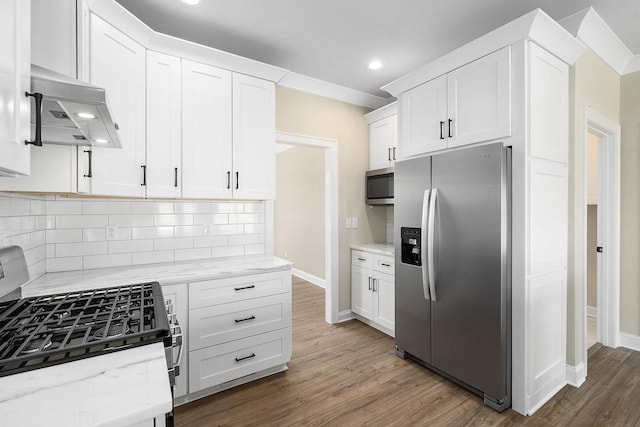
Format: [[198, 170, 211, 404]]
[[76, 112, 96, 119], [368, 60, 383, 70], [181, 0, 201, 5]]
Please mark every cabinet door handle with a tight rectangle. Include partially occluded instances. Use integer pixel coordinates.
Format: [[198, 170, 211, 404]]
[[227, 171, 231, 189], [357, 257, 367, 261], [368, 277, 372, 291], [235, 353, 256, 363], [174, 167, 178, 187], [372, 278, 377, 292], [439, 121, 445, 140], [83, 150, 92, 178], [141, 165, 147, 186], [388, 147, 391, 161], [235, 315, 256, 324], [393, 147, 396, 160], [448, 119, 453, 138], [24, 92, 43, 146], [234, 285, 255, 291], [381, 263, 391, 267], [235, 171, 239, 190]]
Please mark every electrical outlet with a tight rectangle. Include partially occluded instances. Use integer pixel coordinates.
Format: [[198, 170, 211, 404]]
[[352, 217, 358, 229], [345, 218, 352, 229], [203, 224, 212, 235], [106, 225, 117, 240]]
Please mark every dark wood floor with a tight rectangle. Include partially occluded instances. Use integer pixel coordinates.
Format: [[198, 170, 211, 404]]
[[175, 277, 640, 426]]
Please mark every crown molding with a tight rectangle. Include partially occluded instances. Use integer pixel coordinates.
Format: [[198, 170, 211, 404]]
[[277, 72, 390, 109], [363, 101, 397, 123], [560, 7, 636, 76], [381, 9, 585, 97]]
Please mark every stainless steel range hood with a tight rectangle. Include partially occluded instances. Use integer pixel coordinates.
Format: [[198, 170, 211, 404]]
[[28, 65, 121, 148]]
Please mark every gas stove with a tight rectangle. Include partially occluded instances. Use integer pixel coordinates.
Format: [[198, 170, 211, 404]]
[[0, 281, 170, 377]]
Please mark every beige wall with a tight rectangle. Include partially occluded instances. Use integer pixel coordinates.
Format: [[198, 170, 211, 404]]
[[620, 71, 640, 336], [275, 86, 387, 311], [568, 50, 620, 365], [275, 145, 325, 279]]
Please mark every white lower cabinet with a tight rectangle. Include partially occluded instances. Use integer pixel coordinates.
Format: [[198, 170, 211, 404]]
[[351, 249, 395, 335], [187, 270, 292, 395]]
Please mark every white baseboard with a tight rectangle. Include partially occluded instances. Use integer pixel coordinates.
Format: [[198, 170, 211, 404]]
[[587, 305, 597, 318], [292, 268, 326, 288], [566, 362, 586, 388], [620, 332, 640, 352], [338, 310, 354, 322]]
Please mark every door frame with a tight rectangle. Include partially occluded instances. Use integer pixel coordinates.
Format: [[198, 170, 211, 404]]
[[582, 107, 620, 365], [275, 131, 340, 324]]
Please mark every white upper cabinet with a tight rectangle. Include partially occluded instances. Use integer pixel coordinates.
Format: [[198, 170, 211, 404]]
[[399, 46, 511, 158], [146, 50, 182, 198], [0, 0, 31, 176], [366, 101, 398, 170], [88, 14, 146, 197], [182, 59, 233, 199], [232, 74, 275, 200]]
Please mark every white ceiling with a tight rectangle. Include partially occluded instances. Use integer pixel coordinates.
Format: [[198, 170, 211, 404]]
[[114, 0, 640, 100]]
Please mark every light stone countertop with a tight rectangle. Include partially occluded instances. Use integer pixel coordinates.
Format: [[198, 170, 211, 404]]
[[23, 255, 293, 297], [5, 255, 292, 426], [350, 242, 395, 256]]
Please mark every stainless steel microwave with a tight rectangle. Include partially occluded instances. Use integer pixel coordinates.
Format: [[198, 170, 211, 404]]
[[366, 167, 394, 205]]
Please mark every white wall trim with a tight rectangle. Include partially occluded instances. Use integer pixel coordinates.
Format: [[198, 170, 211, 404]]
[[620, 333, 640, 352], [560, 8, 635, 76], [292, 268, 325, 289], [586, 305, 597, 318], [566, 362, 586, 388], [278, 72, 389, 109], [364, 101, 397, 124], [275, 132, 340, 325], [338, 310, 355, 323]]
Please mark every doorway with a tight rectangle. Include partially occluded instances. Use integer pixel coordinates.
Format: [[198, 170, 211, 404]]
[[274, 132, 339, 324], [582, 108, 621, 367]]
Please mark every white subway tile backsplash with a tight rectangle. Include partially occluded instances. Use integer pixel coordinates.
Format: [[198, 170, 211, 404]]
[[154, 237, 193, 251], [154, 214, 193, 226], [109, 239, 153, 254], [131, 226, 174, 240], [83, 253, 131, 270], [132, 250, 173, 265], [47, 229, 83, 243], [0, 194, 266, 274]]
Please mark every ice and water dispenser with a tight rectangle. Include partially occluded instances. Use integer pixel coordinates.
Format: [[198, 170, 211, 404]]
[[400, 227, 421, 266]]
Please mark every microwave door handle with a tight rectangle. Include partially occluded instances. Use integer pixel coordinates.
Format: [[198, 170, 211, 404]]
[[421, 190, 431, 300]]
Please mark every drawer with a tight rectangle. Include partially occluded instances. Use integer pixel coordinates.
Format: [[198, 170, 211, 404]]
[[189, 271, 291, 308], [189, 294, 291, 350], [189, 328, 291, 393], [373, 254, 394, 275], [352, 250, 373, 269]]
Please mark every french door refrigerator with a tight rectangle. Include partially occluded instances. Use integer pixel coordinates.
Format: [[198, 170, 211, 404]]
[[394, 142, 511, 412]]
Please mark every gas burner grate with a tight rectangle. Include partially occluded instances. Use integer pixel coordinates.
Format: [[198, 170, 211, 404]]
[[0, 282, 170, 377]]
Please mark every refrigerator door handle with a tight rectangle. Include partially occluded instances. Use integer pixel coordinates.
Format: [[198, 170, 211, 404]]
[[421, 190, 431, 300], [428, 188, 438, 301]]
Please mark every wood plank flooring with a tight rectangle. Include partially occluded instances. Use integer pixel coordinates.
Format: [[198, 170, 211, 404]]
[[175, 277, 640, 426]]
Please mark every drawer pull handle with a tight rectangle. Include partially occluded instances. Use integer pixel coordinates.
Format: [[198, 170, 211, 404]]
[[380, 263, 391, 267], [357, 257, 367, 261], [235, 353, 256, 363], [234, 285, 256, 291], [235, 315, 256, 324]]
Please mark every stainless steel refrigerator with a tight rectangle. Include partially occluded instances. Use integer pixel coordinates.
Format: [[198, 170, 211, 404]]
[[394, 142, 511, 412]]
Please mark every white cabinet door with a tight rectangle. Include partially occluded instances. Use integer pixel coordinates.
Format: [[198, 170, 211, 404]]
[[369, 115, 397, 170], [351, 265, 374, 320], [373, 271, 395, 333], [447, 47, 511, 148], [31, 0, 76, 77], [399, 75, 447, 158], [182, 60, 232, 199], [147, 51, 182, 198], [232, 74, 275, 200], [89, 14, 146, 197], [0, 0, 31, 176], [161, 283, 188, 399]]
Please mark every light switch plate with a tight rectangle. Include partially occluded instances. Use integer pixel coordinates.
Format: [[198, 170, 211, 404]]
[[345, 218, 352, 229], [352, 217, 358, 229]]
